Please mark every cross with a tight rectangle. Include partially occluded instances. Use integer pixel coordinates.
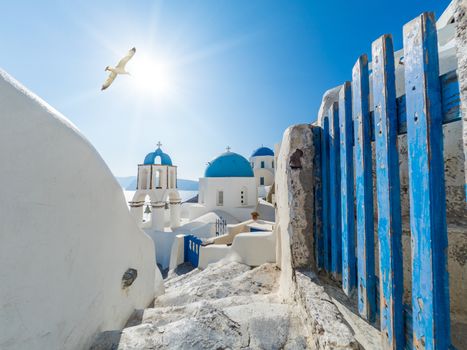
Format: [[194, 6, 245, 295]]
[[226, 146, 231, 152], [156, 141, 162, 148]]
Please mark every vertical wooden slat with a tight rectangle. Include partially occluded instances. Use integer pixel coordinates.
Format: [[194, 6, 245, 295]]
[[313, 126, 324, 270], [372, 34, 404, 349], [403, 12, 451, 349], [352, 54, 376, 323], [329, 102, 342, 279], [339, 82, 356, 295], [321, 116, 331, 271]]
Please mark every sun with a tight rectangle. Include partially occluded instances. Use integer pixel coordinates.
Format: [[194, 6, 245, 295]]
[[128, 54, 176, 98]]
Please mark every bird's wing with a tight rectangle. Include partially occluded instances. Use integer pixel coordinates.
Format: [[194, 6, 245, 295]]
[[116, 47, 136, 69], [101, 71, 117, 90]]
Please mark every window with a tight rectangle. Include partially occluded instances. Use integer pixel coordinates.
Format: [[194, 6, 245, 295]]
[[217, 191, 224, 206], [154, 170, 162, 189], [240, 187, 247, 205], [260, 177, 265, 186], [272, 160, 274, 169], [261, 161, 265, 168]]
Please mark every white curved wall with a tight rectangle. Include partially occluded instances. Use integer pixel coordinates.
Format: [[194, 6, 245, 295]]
[[0, 70, 162, 350], [198, 245, 233, 269], [195, 230, 276, 269], [230, 231, 276, 266]]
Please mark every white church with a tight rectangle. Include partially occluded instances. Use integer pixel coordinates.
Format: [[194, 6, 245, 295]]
[[129, 144, 275, 227], [127, 143, 276, 270], [129, 142, 182, 231], [190, 147, 258, 222]]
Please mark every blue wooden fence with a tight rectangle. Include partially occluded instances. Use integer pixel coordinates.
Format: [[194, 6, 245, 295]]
[[184, 234, 202, 268], [313, 12, 457, 349]]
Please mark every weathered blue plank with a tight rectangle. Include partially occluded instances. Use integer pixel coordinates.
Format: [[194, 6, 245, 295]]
[[312, 126, 324, 270], [403, 12, 451, 349], [372, 34, 404, 349], [321, 116, 331, 271], [395, 70, 460, 135], [338, 81, 356, 295], [329, 102, 342, 279], [365, 70, 461, 140], [352, 54, 376, 323]]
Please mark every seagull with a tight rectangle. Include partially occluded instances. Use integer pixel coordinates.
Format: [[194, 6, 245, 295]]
[[101, 47, 136, 91]]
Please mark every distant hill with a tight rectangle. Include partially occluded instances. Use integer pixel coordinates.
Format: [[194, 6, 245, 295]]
[[115, 176, 198, 191], [115, 176, 136, 189]]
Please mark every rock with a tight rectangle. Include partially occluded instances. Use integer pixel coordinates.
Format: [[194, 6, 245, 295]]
[[455, 0, 467, 199], [275, 124, 317, 298], [91, 262, 314, 349], [295, 271, 359, 350]]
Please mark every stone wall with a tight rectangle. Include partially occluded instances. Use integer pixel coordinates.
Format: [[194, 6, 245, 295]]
[[275, 124, 317, 298], [455, 0, 467, 200]]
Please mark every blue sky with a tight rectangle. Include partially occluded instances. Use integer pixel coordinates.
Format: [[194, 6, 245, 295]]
[[1, 0, 450, 180]]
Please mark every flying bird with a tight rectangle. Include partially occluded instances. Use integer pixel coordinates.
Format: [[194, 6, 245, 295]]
[[101, 47, 136, 90]]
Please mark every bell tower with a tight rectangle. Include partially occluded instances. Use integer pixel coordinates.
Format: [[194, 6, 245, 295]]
[[129, 142, 181, 230]]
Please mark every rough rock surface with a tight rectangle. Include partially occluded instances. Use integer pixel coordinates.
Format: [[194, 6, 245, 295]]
[[91, 262, 313, 350], [91, 261, 360, 350], [275, 124, 317, 299], [455, 0, 467, 199], [295, 271, 359, 350]]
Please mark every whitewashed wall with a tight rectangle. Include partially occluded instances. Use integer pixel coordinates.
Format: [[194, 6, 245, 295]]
[[192, 177, 257, 221], [253, 168, 275, 187], [250, 155, 275, 170], [198, 177, 257, 208], [0, 70, 162, 350]]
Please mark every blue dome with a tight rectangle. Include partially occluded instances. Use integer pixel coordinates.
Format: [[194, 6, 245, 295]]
[[143, 147, 173, 165], [251, 146, 274, 157], [205, 152, 254, 178]]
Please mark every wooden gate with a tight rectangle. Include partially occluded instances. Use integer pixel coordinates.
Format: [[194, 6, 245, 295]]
[[184, 234, 202, 268], [312, 12, 461, 349]]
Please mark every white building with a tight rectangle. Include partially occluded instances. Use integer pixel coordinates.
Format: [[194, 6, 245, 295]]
[[0, 69, 161, 350], [190, 149, 258, 222], [249, 146, 275, 198], [129, 143, 181, 230]]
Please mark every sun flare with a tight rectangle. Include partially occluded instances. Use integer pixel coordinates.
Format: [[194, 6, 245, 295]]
[[129, 54, 176, 97]]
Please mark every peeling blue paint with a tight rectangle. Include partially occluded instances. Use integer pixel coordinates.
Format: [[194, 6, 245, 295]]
[[312, 9, 455, 348], [321, 116, 331, 271], [372, 34, 404, 349], [352, 54, 376, 323], [403, 12, 450, 349], [338, 82, 356, 294], [312, 127, 324, 270], [329, 102, 342, 279]]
